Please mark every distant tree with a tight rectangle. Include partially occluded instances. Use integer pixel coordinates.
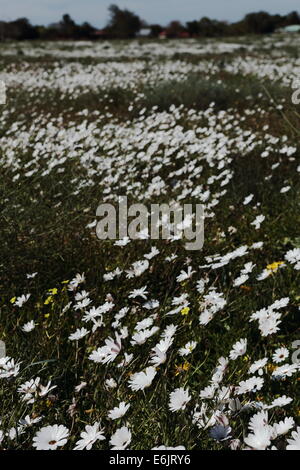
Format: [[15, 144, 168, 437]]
[[271, 14, 285, 30], [226, 20, 244, 36], [243, 11, 276, 34], [105, 4, 142, 38], [5, 18, 38, 40], [78, 22, 96, 39], [0, 21, 6, 40], [186, 20, 200, 36], [186, 18, 229, 37], [39, 23, 59, 39], [166, 21, 185, 38], [59, 14, 79, 39], [198, 17, 215, 37], [227, 11, 300, 36], [2, 8, 300, 41], [284, 11, 300, 25], [149, 24, 163, 38]]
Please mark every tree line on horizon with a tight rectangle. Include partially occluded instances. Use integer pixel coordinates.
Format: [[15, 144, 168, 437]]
[[0, 5, 300, 41]]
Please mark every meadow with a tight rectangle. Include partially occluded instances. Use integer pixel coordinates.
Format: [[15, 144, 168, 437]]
[[0, 35, 299, 450]]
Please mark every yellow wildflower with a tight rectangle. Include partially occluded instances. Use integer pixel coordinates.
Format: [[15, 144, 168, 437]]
[[266, 261, 284, 272], [174, 362, 191, 376], [181, 306, 190, 316], [44, 296, 53, 305], [48, 288, 58, 295]]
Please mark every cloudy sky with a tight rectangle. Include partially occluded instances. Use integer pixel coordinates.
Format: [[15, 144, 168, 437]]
[[1, 0, 299, 26]]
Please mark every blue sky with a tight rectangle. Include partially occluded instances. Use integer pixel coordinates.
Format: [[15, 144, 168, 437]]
[[1, 0, 299, 26]]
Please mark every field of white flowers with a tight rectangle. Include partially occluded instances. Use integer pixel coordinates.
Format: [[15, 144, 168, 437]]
[[0, 35, 299, 451]]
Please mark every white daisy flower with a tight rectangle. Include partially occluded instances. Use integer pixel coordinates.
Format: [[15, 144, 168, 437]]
[[128, 286, 148, 300], [169, 387, 191, 412], [33, 424, 69, 450], [21, 320, 35, 332], [128, 366, 157, 391], [179, 341, 197, 356], [74, 422, 105, 450], [272, 347, 289, 363], [286, 427, 300, 450], [109, 426, 131, 450], [244, 427, 271, 450], [229, 338, 247, 360], [273, 417, 295, 437], [68, 327, 89, 341], [108, 402, 130, 420]]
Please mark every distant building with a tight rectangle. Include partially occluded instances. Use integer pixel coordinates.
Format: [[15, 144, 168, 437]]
[[279, 24, 300, 33], [159, 30, 190, 39], [159, 30, 167, 39], [137, 28, 150, 38], [92, 29, 108, 39], [179, 31, 190, 38]]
